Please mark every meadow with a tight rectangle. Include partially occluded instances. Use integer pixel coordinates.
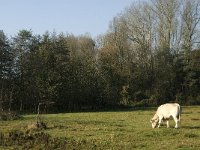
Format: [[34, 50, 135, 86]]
[[0, 106, 200, 149]]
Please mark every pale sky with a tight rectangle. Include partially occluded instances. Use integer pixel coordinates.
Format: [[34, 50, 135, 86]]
[[0, 0, 137, 38]]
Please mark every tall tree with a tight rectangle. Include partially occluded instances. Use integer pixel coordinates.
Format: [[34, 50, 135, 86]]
[[12, 30, 37, 111], [0, 30, 13, 111]]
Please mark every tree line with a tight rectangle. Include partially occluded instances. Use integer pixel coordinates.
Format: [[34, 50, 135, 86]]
[[1, 0, 200, 112]]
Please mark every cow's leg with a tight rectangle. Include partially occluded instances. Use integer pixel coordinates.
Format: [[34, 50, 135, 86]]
[[173, 116, 179, 128], [175, 121, 179, 128], [166, 121, 169, 128], [157, 117, 163, 128]]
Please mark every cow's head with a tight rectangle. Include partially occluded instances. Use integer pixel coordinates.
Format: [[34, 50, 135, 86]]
[[150, 115, 159, 128]]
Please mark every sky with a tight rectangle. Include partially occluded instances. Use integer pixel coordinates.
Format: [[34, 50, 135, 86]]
[[0, 0, 136, 38]]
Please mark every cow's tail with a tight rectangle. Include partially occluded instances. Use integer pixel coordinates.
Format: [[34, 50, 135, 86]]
[[178, 104, 181, 122]]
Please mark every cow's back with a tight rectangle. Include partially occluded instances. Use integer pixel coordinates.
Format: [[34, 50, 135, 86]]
[[157, 103, 180, 119]]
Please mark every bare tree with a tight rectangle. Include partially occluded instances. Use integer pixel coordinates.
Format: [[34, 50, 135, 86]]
[[150, 0, 181, 52], [181, 0, 200, 53]]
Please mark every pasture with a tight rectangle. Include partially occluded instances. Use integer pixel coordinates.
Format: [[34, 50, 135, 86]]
[[0, 106, 200, 149]]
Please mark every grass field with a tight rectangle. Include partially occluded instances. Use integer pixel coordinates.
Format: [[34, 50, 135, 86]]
[[0, 106, 200, 149]]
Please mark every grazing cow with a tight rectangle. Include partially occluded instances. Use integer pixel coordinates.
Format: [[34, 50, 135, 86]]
[[150, 103, 181, 128]]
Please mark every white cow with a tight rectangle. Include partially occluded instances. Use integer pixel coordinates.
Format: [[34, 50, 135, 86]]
[[150, 103, 181, 128]]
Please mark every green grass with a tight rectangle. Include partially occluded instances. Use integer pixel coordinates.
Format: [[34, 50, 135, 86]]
[[1, 106, 200, 149]]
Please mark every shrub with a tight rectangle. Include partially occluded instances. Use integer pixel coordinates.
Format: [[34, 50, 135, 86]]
[[0, 111, 21, 121]]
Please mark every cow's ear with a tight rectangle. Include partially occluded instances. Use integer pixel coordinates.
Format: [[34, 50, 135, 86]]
[[150, 119, 153, 123]]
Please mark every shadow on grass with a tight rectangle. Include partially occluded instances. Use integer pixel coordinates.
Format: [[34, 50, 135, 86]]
[[181, 125, 200, 129], [190, 118, 200, 121]]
